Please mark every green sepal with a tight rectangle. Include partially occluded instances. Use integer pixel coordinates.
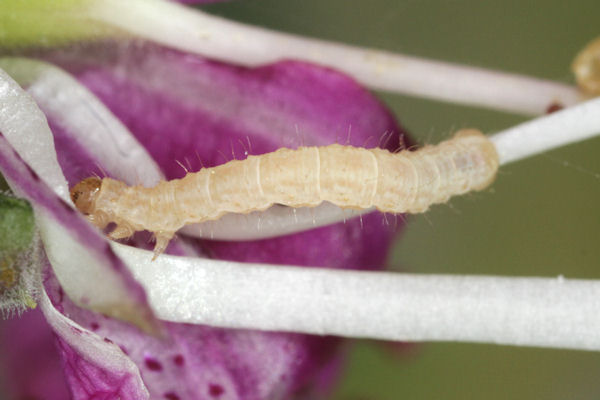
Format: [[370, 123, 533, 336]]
[[0, 0, 114, 49], [0, 192, 39, 314]]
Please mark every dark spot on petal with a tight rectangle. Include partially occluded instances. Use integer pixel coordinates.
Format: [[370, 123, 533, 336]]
[[103, 338, 114, 344], [209, 383, 224, 397], [173, 354, 185, 367], [145, 357, 163, 371], [90, 322, 100, 331], [26, 165, 40, 181], [546, 102, 564, 114], [163, 392, 180, 400], [119, 345, 129, 355]]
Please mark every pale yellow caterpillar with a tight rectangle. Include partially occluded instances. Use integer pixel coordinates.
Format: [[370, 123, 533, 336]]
[[70, 129, 499, 258]]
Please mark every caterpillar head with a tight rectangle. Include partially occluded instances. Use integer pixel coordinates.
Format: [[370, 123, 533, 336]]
[[70, 177, 101, 215]]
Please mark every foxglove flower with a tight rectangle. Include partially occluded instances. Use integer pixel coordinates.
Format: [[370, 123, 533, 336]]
[[3, 1, 600, 399], [0, 38, 404, 398]]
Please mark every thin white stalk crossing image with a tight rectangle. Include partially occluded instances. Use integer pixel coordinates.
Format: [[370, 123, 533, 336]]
[[119, 244, 600, 351], [88, 0, 581, 115]]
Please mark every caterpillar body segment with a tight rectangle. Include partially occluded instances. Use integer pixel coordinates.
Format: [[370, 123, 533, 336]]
[[70, 129, 499, 258]]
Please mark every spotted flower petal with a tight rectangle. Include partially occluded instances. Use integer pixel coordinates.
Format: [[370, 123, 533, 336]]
[[0, 133, 150, 399], [1, 41, 405, 399]]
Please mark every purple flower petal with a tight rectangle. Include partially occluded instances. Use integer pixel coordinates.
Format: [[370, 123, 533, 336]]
[[0, 309, 70, 400], [21, 41, 407, 398], [0, 130, 158, 330], [0, 132, 154, 329], [42, 269, 149, 400], [0, 67, 160, 332], [45, 43, 404, 177]]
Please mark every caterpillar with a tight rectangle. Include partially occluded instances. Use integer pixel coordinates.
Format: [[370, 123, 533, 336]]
[[70, 129, 499, 258]]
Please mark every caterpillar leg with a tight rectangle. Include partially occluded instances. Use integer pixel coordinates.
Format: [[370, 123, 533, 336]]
[[152, 232, 174, 261], [108, 223, 135, 240], [86, 211, 109, 230]]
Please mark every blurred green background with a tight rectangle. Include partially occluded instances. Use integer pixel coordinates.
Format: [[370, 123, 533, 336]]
[[202, 1, 600, 399]]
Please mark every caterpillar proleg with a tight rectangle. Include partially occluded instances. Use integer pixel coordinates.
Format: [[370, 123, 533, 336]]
[[70, 129, 499, 258]]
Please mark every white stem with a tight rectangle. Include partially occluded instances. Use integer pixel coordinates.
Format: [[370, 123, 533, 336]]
[[181, 202, 372, 241], [117, 244, 600, 351], [491, 96, 600, 165], [89, 0, 581, 116]]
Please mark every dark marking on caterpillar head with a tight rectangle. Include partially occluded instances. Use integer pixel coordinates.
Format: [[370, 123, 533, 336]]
[[70, 177, 101, 215]]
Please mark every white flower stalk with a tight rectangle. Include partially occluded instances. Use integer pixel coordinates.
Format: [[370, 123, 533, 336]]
[[87, 0, 581, 116], [119, 245, 600, 351], [491, 96, 600, 164], [181, 202, 370, 241]]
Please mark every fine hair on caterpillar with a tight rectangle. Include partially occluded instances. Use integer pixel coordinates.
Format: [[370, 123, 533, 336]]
[[70, 129, 499, 259]]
